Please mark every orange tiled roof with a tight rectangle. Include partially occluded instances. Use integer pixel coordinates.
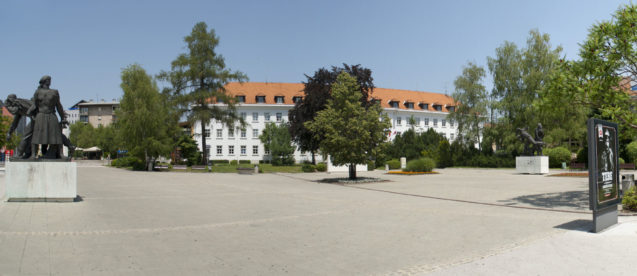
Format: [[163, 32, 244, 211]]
[[224, 82, 456, 112]]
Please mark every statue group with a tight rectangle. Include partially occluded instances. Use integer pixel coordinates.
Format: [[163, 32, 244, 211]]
[[5, 75, 74, 160], [516, 123, 545, 156]]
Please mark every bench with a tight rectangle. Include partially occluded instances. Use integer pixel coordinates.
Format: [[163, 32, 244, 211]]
[[191, 165, 208, 171], [154, 164, 169, 170], [172, 165, 187, 170], [237, 167, 254, 174], [620, 163, 635, 170], [569, 163, 586, 171]]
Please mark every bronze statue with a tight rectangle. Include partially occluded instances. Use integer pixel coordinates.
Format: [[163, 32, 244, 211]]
[[516, 123, 545, 156], [23, 75, 72, 159]]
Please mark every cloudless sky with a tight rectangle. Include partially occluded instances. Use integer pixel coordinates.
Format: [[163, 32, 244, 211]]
[[0, 0, 630, 108]]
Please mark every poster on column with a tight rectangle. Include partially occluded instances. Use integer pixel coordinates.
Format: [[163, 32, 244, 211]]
[[587, 118, 620, 210]]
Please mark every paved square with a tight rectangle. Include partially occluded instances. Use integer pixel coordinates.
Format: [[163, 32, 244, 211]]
[[0, 166, 635, 275]]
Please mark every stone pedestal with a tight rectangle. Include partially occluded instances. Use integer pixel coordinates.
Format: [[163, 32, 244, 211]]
[[515, 156, 549, 174], [5, 161, 77, 202]]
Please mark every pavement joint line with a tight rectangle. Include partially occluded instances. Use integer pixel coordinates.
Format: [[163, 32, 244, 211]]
[[275, 173, 593, 215], [0, 209, 351, 237]]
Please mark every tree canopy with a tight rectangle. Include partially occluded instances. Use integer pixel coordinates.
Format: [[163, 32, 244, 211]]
[[305, 72, 391, 179], [259, 122, 295, 166], [158, 22, 247, 164], [448, 62, 488, 150]]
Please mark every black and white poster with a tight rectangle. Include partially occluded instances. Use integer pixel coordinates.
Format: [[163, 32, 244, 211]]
[[588, 119, 620, 210]]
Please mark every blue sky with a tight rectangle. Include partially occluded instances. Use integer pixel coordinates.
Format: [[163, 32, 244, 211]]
[[0, 0, 630, 108]]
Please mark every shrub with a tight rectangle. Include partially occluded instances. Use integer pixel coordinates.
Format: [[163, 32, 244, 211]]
[[211, 160, 229, 165], [386, 159, 401, 170], [316, 163, 327, 172], [619, 157, 625, 165], [627, 141, 637, 163], [272, 156, 295, 166], [367, 161, 375, 171], [301, 163, 316, 172], [544, 147, 572, 168], [576, 147, 588, 164], [112, 156, 143, 168], [230, 160, 238, 166], [403, 157, 436, 172], [239, 160, 251, 164], [622, 186, 637, 211]]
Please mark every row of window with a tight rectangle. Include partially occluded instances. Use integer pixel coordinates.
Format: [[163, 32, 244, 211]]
[[238, 112, 283, 122], [387, 101, 454, 112], [394, 131, 455, 140], [394, 117, 454, 128], [232, 96, 303, 104], [204, 128, 261, 139], [205, 145, 267, 156]]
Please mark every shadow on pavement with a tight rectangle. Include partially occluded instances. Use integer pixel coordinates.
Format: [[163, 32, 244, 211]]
[[554, 219, 592, 232], [498, 190, 589, 211]]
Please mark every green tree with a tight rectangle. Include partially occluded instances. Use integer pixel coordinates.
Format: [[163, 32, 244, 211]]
[[288, 64, 374, 164], [449, 62, 488, 151], [158, 22, 247, 165], [175, 134, 200, 166], [117, 64, 173, 170], [0, 115, 20, 151], [69, 122, 95, 148], [306, 72, 391, 179], [259, 122, 295, 166]]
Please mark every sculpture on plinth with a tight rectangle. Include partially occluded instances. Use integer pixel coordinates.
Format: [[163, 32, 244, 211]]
[[5, 75, 75, 160], [516, 123, 545, 156]]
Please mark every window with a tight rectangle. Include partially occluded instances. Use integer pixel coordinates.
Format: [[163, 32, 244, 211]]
[[228, 129, 234, 138], [450, 133, 455, 140], [397, 117, 402, 125], [450, 120, 454, 127], [217, 145, 222, 155], [253, 129, 259, 138], [216, 129, 222, 138], [275, 96, 285, 103], [442, 119, 446, 127], [405, 102, 414, 109], [433, 119, 438, 127], [265, 148, 270, 155], [256, 96, 266, 103], [206, 145, 211, 156], [416, 117, 421, 126], [240, 112, 246, 120], [240, 145, 246, 155], [80, 107, 88, 113], [389, 101, 399, 108], [236, 95, 246, 103], [252, 112, 258, 122], [252, 145, 259, 155], [425, 118, 429, 126], [265, 113, 271, 121], [434, 105, 442, 111], [396, 131, 401, 136], [229, 145, 234, 155], [276, 113, 282, 122], [447, 106, 455, 112], [293, 96, 302, 103], [80, 115, 88, 122], [419, 103, 428, 110], [204, 129, 210, 138], [241, 129, 246, 138]]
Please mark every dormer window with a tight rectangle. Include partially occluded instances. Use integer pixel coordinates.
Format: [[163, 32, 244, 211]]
[[275, 96, 285, 104], [217, 98, 224, 104], [447, 106, 455, 112], [293, 96, 302, 103], [389, 101, 399, 108], [236, 95, 246, 103], [433, 104, 443, 111], [404, 102, 414, 109], [370, 98, 380, 105], [256, 96, 266, 103], [419, 103, 428, 110]]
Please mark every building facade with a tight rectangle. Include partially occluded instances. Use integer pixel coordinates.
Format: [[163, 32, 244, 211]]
[[78, 101, 120, 128], [192, 82, 458, 163]]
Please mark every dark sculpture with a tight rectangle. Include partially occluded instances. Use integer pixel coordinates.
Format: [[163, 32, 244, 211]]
[[516, 123, 545, 156], [5, 76, 74, 160]]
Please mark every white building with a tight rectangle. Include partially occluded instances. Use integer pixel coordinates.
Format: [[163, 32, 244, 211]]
[[193, 82, 458, 163]]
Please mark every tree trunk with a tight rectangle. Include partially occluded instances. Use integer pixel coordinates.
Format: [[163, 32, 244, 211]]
[[201, 119, 207, 165], [311, 150, 316, 165], [348, 163, 356, 180]]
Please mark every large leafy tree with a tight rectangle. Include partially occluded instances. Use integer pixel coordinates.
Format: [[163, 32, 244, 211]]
[[158, 22, 247, 165], [306, 72, 391, 179], [288, 64, 373, 164], [448, 62, 488, 151], [259, 122, 295, 166], [117, 64, 173, 170], [542, 4, 637, 138]]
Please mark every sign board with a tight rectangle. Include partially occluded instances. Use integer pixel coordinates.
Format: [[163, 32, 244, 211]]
[[587, 118, 621, 211]]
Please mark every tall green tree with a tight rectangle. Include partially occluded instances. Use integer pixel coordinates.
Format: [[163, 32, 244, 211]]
[[0, 115, 20, 151], [306, 72, 391, 179], [449, 62, 488, 151], [69, 122, 95, 148], [288, 64, 374, 164], [541, 4, 637, 138], [259, 122, 295, 166], [158, 22, 247, 165], [117, 64, 172, 170]]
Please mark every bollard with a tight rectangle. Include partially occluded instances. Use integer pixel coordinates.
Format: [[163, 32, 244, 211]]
[[254, 165, 259, 174], [385, 164, 389, 171], [621, 174, 635, 195]]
